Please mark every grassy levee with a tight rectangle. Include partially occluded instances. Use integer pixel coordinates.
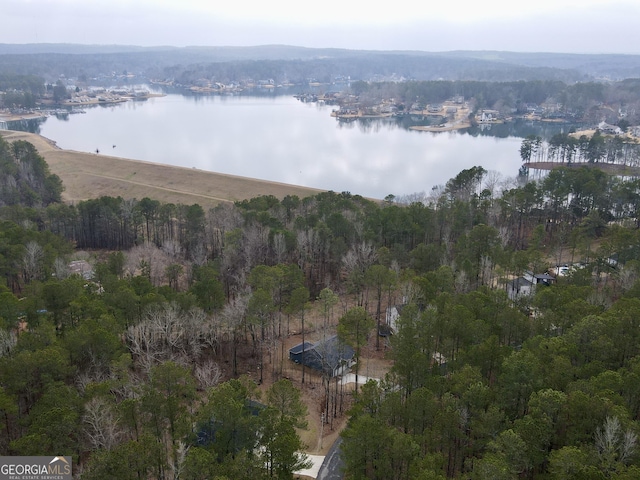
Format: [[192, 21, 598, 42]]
[[1, 130, 325, 208]]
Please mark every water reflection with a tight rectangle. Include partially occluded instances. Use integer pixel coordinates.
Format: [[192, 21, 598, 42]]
[[465, 118, 580, 139], [6, 93, 567, 199], [334, 114, 577, 139], [6, 118, 46, 133]]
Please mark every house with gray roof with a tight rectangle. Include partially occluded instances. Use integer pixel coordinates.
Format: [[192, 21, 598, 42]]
[[507, 271, 555, 300], [289, 335, 355, 378]]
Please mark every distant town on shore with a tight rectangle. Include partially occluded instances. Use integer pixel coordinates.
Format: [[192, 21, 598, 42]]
[[2, 45, 640, 140]]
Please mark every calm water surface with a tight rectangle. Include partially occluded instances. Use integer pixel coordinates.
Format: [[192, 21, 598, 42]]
[[33, 94, 526, 199]]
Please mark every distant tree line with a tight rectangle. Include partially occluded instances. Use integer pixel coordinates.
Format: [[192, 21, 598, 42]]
[[521, 132, 640, 167], [0, 73, 45, 109], [3, 50, 640, 127], [0, 49, 608, 86], [351, 79, 640, 125], [0, 73, 45, 95]]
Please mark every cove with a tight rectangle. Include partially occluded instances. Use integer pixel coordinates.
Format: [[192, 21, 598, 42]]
[[26, 93, 530, 200]]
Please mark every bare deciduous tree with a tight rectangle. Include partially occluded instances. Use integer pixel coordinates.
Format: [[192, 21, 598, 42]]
[[296, 228, 318, 269], [125, 242, 173, 286], [396, 191, 428, 205], [126, 319, 165, 372], [482, 170, 503, 197], [243, 223, 270, 271], [126, 303, 217, 374], [23, 241, 44, 283], [53, 257, 70, 279], [83, 397, 123, 451], [194, 358, 222, 390], [0, 329, 17, 357], [190, 242, 208, 268], [221, 291, 250, 377], [455, 269, 470, 294], [342, 242, 377, 306], [342, 242, 376, 274], [343, 210, 365, 240], [616, 264, 639, 295], [595, 416, 638, 471], [169, 441, 189, 480], [206, 203, 244, 258], [200, 313, 221, 354], [161, 238, 183, 259], [273, 232, 287, 264]]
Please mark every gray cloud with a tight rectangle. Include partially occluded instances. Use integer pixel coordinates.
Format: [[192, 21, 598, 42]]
[[3, 0, 639, 53]]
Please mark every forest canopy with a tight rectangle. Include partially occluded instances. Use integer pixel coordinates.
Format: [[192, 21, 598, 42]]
[[1, 135, 640, 478], [0, 136, 63, 208]]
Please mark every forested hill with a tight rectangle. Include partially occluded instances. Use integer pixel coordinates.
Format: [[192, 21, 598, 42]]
[[0, 137, 63, 207], [4, 133, 640, 478], [2, 44, 639, 82]]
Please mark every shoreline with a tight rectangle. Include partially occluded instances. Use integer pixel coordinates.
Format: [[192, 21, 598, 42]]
[[525, 160, 640, 176], [410, 120, 472, 132], [0, 112, 48, 122], [0, 130, 326, 208], [0, 93, 166, 120]]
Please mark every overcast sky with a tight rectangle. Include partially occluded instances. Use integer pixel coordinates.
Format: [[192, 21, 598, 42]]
[[3, 0, 640, 54]]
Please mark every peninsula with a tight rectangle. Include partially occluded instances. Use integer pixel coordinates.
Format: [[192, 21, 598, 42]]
[[0, 130, 324, 209]]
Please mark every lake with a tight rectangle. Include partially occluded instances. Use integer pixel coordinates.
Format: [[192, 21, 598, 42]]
[[13, 92, 563, 200]]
